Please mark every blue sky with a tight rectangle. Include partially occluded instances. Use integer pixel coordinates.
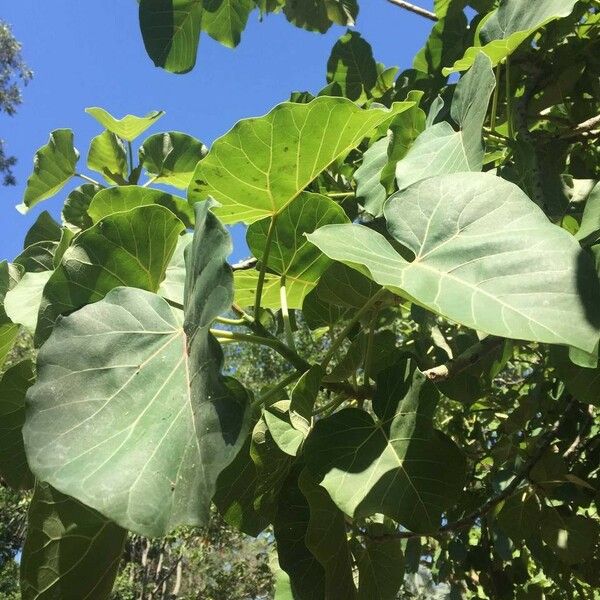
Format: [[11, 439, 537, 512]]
[[1, 1, 432, 262]]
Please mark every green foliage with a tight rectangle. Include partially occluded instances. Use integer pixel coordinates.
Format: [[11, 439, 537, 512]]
[[2, 1, 600, 598]]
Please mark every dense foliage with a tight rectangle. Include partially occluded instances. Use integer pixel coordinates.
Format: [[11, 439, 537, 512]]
[[1, 0, 600, 598]]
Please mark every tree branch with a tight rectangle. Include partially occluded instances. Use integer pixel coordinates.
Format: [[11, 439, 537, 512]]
[[232, 257, 258, 271], [422, 336, 505, 382], [364, 396, 578, 541], [386, 0, 438, 20]]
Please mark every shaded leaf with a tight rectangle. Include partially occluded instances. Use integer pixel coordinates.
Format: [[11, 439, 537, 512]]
[[540, 510, 599, 565], [159, 233, 193, 306], [495, 490, 542, 542], [62, 183, 103, 230], [20, 482, 126, 600], [576, 182, 600, 244], [24, 211, 62, 247], [0, 360, 35, 490], [140, 131, 207, 188], [283, 0, 358, 33], [353, 536, 404, 600], [305, 369, 466, 532], [24, 202, 251, 536], [551, 347, 600, 406], [203, 0, 254, 47]]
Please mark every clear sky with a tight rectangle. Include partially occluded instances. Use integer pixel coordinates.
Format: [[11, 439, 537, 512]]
[[1, 1, 432, 263]]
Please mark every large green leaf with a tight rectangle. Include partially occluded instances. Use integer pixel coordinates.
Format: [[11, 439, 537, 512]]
[[395, 53, 495, 190], [20, 482, 126, 600], [298, 469, 357, 600], [0, 360, 35, 490], [23, 211, 62, 247], [233, 270, 281, 309], [17, 129, 79, 213], [246, 192, 349, 308], [308, 172, 600, 352], [444, 0, 579, 74], [24, 202, 251, 536], [202, 0, 254, 47], [88, 185, 194, 227], [304, 368, 466, 533], [188, 97, 414, 223], [85, 107, 165, 142], [139, 0, 203, 74], [140, 132, 207, 189], [326, 30, 377, 102], [87, 130, 128, 183], [36, 204, 184, 345]]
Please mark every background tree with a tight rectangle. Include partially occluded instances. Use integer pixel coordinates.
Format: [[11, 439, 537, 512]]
[[0, 21, 32, 185]]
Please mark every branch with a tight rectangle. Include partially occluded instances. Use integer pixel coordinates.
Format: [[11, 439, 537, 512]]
[[232, 257, 258, 271], [364, 396, 578, 541], [422, 336, 505, 382], [386, 0, 438, 21]]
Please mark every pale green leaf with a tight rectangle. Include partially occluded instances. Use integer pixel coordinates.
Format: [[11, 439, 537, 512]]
[[189, 97, 414, 223], [308, 173, 600, 352], [444, 0, 579, 74], [5, 271, 52, 333], [396, 53, 495, 190], [20, 482, 126, 600], [24, 203, 251, 536], [264, 400, 304, 456], [234, 270, 281, 309], [85, 107, 165, 142], [0, 360, 35, 490], [17, 129, 79, 213], [159, 233, 193, 306]]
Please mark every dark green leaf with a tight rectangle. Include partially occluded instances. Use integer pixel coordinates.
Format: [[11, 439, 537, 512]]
[[353, 536, 404, 600], [20, 482, 126, 600], [62, 183, 104, 230], [202, 0, 254, 47]]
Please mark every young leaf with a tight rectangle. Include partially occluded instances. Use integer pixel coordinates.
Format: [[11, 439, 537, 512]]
[[264, 400, 305, 456], [246, 192, 349, 307], [395, 53, 495, 190], [444, 0, 579, 74], [308, 172, 600, 353], [23, 202, 251, 536], [17, 129, 79, 213], [20, 482, 126, 600], [4, 271, 52, 333], [85, 107, 165, 141], [139, 132, 207, 189], [139, 0, 203, 74], [36, 204, 185, 345], [87, 130, 128, 183], [189, 97, 414, 223], [0, 360, 35, 490], [304, 368, 466, 533]]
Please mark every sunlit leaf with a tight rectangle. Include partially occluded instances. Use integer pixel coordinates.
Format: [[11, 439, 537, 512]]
[[85, 107, 165, 141], [87, 130, 128, 183]]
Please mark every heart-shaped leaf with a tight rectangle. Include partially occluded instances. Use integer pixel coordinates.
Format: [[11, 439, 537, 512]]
[[86, 107, 165, 141], [189, 97, 414, 223], [24, 202, 251, 536], [308, 172, 600, 352]]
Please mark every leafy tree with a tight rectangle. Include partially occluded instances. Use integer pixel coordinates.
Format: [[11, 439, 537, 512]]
[[0, 21, 32, 185], [1, 1, 600, 599]]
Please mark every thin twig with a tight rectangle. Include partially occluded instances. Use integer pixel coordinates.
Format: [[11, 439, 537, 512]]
[[232, 257, 258, 271], [386, 0, 438, 21], [422, 336, 505, 382]]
